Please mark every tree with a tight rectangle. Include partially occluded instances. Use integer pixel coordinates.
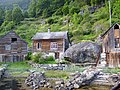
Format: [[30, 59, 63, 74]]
[[62, 5, 69, 15], [112, 0, 120, 19], [72, 13, 83, 25], [28, 0, 36, 17], [5, 10, 12, 21], [0, 7, 4, 25], [12, 4, 24, 24], [23, 10, 29, 18], [69, 7, 80, 15], [36, 0, 51, 17]]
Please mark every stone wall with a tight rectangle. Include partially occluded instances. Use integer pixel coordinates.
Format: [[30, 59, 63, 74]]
[[28, 62, 68, 70]]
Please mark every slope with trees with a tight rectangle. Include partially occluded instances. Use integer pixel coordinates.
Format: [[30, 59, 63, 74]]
[[0, 0, 119, 46]]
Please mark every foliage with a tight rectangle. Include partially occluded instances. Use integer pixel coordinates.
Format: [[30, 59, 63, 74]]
[[64, 65, 86, 72], [45, 70, 70, 79], [25, 52, 32, 60], [32, 52, 44, 63], [32, 52, 56, 64], [0, 7, 4, 25], [12, 4, 24, 24], [69, 7, 80, 15], [62, 5, 69, 15], [5, 10, 12, 21], [102, 67, 120, 74], [28, 0, 36, 17], [0, 0, 120, 46], [45, 56, 55, 61]]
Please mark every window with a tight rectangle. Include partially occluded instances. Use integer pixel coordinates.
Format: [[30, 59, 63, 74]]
[[37, 42, 41, 49], [11, 38, 17, 43], [115, 38, 119, 48], [5, 45, 11, 50], [50, 42, 58, 50]]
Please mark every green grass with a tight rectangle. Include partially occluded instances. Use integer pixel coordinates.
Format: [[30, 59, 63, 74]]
[[102, 67, 120, 74], [39, 60, 57, 64], [7, 61, 31, 71], [0, 61, 32, 77], [45, 70, 70, 79], [64, 65, 86, 72]]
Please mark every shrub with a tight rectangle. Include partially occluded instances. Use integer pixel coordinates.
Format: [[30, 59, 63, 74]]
[[25, 52, 32, 60], [32, 52, 44, 63], [45, 56, 55, 61], [47, 18, 54, 24]]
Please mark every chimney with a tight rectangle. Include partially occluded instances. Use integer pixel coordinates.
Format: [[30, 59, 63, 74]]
[[48, 28, 51, 33]]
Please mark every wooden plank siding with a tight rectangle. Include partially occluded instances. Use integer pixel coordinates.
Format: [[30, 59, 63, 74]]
[[109, 52, 120, 67], [0, 31, 28, 62], [33, 39, 63, 53], [101, 23, 120, 67]]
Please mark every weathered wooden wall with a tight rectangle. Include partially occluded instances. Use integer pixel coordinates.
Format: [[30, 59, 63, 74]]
[[0, 31, 28, 62], [109, 52, 120, 67], [0, 31, 27, 54], [33, 39, 63, 53], [102, 24, 120, 67]]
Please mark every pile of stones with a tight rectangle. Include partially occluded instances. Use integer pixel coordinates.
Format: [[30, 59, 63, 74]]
[[25, 72, 51, 90], [54, 68, 100, 90]]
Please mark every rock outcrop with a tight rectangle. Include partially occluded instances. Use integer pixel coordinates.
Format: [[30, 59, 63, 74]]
[[25, 72, 51, 90], [64, 42, 101, 63], [54, 68, 100, 90]]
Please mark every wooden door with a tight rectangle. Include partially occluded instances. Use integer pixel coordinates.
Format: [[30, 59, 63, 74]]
[[55, 52, 59, 59]]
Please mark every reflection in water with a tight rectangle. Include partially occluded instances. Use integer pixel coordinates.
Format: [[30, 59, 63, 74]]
[[0, 78, 112, 90], [78, 85, 112, 90]]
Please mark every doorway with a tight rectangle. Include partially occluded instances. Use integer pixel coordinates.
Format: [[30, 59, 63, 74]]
[[55, 52, 59, 59]]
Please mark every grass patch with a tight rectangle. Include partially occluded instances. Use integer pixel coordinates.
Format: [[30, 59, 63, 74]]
[[64, 65, 85, 72], [0, 61, 32, 77], [8, 61, 31, 71], [102, 67, 120, 74], [45, 70, 70, 79], [39, 60, 57, 64]]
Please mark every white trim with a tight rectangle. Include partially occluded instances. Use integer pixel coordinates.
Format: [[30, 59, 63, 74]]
[[50, 42, 58, 51], [37, 42, 41, 50]]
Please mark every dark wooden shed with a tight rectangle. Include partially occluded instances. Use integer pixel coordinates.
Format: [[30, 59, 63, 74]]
[[0, 30, 28, 62], [101, 23, 120, 67]]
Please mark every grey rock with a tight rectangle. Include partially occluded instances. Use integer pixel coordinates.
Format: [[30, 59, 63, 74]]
[[64, 42, 101, 63], [73, 83, 80, 89]]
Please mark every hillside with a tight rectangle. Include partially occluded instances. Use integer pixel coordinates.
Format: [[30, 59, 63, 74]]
[[0, 0, 120, 47], [0, 0, 30, 10]]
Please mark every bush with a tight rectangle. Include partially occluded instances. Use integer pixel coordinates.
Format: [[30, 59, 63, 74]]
[[45, 56, 55, 61], [32, 52, 44, 63], [25, 52, 32, 60]]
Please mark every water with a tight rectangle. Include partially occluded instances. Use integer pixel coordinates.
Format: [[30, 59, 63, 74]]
[[0, 77, 112, 90]]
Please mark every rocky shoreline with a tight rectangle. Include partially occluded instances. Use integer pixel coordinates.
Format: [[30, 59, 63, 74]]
[[24, 67, 118, 90]]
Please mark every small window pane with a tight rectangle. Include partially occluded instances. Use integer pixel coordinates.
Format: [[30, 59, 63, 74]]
[[50, 42, 58, 50], [37, 43, 41, 49], [115, 38, 119, 48], [11, 38, 17, 43], [5, 45, 11, 50]]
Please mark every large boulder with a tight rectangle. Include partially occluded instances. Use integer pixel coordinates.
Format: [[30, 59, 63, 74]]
[[64, 42, 101, 63]]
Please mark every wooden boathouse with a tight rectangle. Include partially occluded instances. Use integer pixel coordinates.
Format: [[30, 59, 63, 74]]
[[100, 23, 120, 67]]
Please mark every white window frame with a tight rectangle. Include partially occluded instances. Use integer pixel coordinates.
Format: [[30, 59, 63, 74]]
[[50, 42, 58, 50], [37, 42, 41, 50], [5, 45, 11, 50]]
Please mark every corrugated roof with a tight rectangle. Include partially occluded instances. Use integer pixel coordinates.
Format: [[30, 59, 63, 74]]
[[32, 31, 68, 40]]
